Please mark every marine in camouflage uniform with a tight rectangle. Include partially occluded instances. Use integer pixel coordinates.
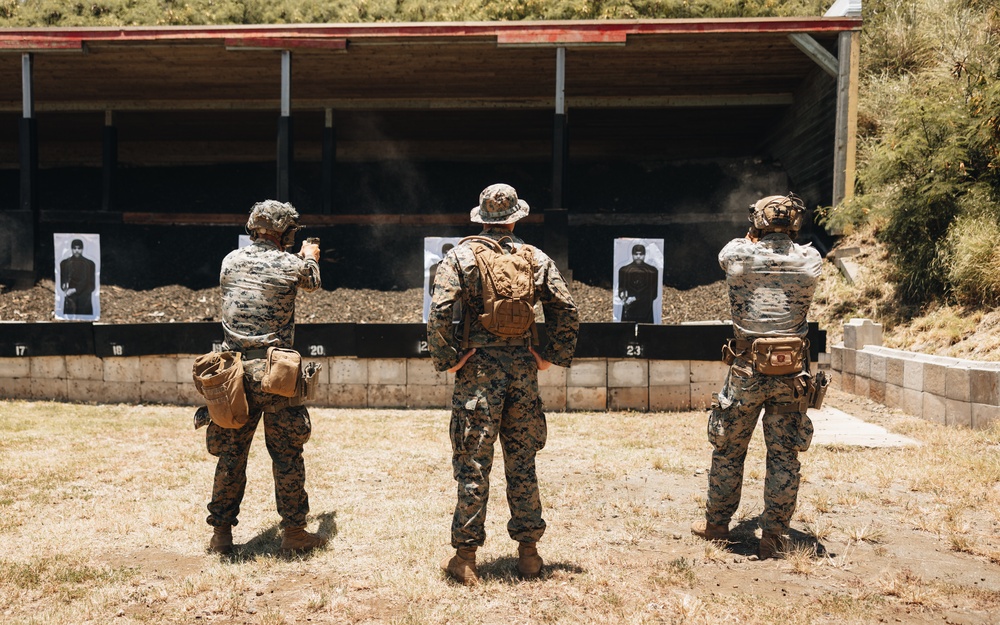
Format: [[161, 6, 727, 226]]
[[692, 194, 822, 559], [428, 183, 579, 584], [205, 199, 326, 555]]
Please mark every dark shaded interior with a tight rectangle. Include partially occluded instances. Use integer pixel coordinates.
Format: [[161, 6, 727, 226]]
[[0, 21, 854, 292]]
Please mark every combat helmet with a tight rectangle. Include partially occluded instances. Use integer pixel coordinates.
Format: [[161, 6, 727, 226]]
[[246, 200, 301, 248], [247, 200, 300, 234], [748, 193, 806, 234]]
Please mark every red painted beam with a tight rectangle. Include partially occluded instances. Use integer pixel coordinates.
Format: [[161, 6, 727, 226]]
[[0, 17, 862, 51], [223, 37, 347, 50]]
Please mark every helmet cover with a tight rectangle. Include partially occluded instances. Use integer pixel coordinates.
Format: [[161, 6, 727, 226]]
[[748, 193, 805, 232], [246, 200, 300, 235]]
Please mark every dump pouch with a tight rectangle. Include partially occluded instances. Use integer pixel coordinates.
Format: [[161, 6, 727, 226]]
[[192, 351, 250, 429], [808, 370, 830, 410], [750, 337, 805, 376], [261, 347, 302, 397]]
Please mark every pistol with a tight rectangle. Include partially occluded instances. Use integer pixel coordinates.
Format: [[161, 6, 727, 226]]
[[304, 237, 320, 246]]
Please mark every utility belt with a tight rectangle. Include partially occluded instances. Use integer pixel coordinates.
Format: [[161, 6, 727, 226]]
[[721, 335, 828, 411], [462, 337, 534, 349], [192, 346, 323, 429], [722, 336, 808, 376]]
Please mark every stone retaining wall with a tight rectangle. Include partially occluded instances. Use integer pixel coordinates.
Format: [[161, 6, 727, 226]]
[[0, 355, 733, 412], [831, 318, 1000, 429]]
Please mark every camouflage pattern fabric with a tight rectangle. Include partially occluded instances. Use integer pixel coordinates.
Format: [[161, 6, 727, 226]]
[[702, 231, 820, 535], [220, 239, 321, 353], [449, 347, 547, 547], [427, 227, 579, 369], [705, 365, 814, 534], [719, 232, 822, 339], [428, 225, 579, 548], [207, 237, 320, 530]]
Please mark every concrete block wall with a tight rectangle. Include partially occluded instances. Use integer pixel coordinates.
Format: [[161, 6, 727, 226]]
[[831, 318, 1000, 429], [0, 355, 736, 413]]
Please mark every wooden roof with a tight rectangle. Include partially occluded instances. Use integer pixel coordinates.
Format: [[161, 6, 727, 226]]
[[0, 19, 859, 113]]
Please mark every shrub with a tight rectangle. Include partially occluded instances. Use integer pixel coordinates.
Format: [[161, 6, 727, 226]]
[[941, 189, 1000, 306]]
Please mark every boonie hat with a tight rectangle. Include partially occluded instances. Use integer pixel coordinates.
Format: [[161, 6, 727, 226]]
[[470, 183, 530, 224]]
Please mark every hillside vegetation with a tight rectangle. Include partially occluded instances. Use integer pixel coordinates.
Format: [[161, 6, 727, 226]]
[[3, 0, 999, 358], [813, 0, 1000, 359]]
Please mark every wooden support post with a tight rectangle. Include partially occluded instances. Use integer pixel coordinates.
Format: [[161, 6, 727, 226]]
[[101, 110, 117, 212], [551, 47, 568, 210], [544, 208, 571, 281], [833, 30, 860, 207], [18, 52, 38, 287], [19, 53, 37, 215], [322, 108, 336, 214], [277, 50, 293, 203]]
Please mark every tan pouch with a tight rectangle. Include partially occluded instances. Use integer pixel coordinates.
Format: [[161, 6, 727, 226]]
[[261, 347, 302, 397], [750, 337, 805, 376], [192, 351, 249, 429]]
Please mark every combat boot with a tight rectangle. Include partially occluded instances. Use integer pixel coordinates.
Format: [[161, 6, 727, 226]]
[[441, 547, 479, 586], [517, 542, 543, 579], [758, 531, 789, 560], [690, 520, 730, 541], [280, 527, 327, 554], [208, 525, 233, 555]]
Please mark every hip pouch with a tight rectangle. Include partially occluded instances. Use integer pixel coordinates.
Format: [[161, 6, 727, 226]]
[[192, 351, 250, 429], [261, 347, 302, 397], [750, 337, 805, 376]]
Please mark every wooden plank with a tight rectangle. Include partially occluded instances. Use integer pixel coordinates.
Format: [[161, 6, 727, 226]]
[[497, 29, 627, 46], [788, 33, 838, 78], [119, 212, 545, 226], [224, 37, 347, 51], [833, 30, 860, 207], [0, 93, 795, 113]]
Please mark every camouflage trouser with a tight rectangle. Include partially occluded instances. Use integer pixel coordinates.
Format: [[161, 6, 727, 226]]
[[704, 363, 813, 534], [449, 347, 547, 548], [206, 358, 312, 530]]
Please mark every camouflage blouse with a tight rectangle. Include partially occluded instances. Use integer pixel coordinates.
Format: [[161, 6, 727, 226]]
[[220, 239, 321, 352], [719, 232, 822, 339], [427, 227, 579, 371]]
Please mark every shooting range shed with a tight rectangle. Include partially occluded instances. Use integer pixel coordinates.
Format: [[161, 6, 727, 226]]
[[0, 5, 862, 290]]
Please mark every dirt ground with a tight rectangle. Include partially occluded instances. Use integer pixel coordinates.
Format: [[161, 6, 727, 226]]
[[3, 389, 998, 625], [0, 278, 732, 325]]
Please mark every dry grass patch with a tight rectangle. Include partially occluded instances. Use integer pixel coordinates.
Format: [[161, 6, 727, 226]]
[[1, 397, 999, 624]]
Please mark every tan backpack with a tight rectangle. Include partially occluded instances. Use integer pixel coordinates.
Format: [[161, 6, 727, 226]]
[[460, 235, 537, 347]]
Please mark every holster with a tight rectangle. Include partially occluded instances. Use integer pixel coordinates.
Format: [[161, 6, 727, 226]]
[[192, 351, 250, 429], [299, 361, 323, 402], [261, 347, 302, 398], [808, 370, 830, 410]]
